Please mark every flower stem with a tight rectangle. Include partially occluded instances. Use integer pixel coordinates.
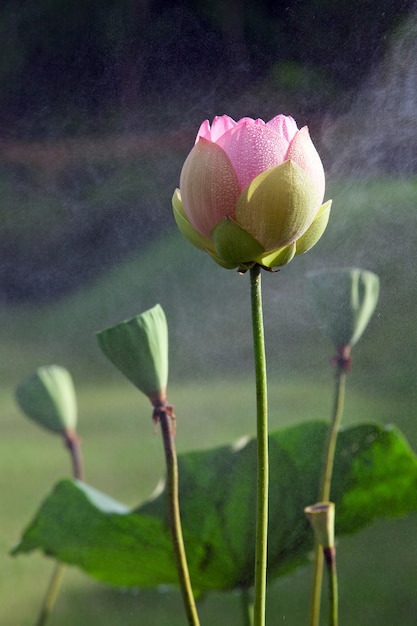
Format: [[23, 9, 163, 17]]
[[35, 429, 85, 626], [154, 401, 201, 626], [309, 348, 348, 626], [250, 264, 269, 626]]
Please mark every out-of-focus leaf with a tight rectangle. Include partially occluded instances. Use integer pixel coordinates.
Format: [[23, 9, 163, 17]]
[[13, 422, 417, 591], [307, 267, 380, 347], [15, 365, 77, 434]]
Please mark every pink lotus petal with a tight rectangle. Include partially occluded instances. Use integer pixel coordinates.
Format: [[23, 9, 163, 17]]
[[237, 117, 265, 126], [180, 138, 241, 237], [196, 115, 237, 143], [266, 115, 299, 142], [217, 120, 291, 190], [196, 119, 212, 142], [287, 127, 325, 204]]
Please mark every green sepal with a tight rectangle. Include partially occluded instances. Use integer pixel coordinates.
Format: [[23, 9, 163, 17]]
[[256, 242, 296, 269], [206, 249, 239, 269], [172, 189, 215, 253], [210, 217, 265, 266], [15, 365, 77, 434], [295, 199, 332, 256], [96, 304, 168, 399], [307, 267, 380, 347]]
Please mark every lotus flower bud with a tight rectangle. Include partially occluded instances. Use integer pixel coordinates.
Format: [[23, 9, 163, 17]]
[[304, 501, 335, 548], [307, 268, 380, 348], [15, 365, 77, 434], [173, 115, 331, 270], [96, 304, 168, 401]]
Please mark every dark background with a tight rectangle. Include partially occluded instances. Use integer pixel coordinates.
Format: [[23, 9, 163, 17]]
[[1, 0, 413, 134], [0, 0, 414, 302]]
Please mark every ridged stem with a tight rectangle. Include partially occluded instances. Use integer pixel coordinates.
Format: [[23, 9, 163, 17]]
[[324, 547, 338, 626], [154, 402, 201, 626], [250, 265, 269, 626]]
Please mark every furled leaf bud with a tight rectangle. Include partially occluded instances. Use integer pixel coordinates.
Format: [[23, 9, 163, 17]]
[[15, 365, 77, 434], [304, 501, 335, 548], [307, 267, 380, 348], [96, 304, 168, 401]]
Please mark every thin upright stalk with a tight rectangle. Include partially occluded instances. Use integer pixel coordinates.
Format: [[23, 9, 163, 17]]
[[35, 562, 66, 626], [241, 588, 255, 626], [155, 402, 201, 626], [250, 264, 269, 626], [35, 430, 84, 626], [323, 547, 338, 626], [310, 348, 348, 626], [319, 365, 347, 502]]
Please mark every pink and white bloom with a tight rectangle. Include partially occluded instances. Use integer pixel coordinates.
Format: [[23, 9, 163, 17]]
[[173, 114, 331, 270]]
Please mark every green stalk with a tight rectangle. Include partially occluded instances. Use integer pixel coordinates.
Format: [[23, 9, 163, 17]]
[[241, 588, 255, 626], [35, 562, 66, 626], [323, 547, 338, 626], [250, 264, 269, 626], [35, 430, 84, 626], [156, 403, 201, 626], [309, 349, 348, 626], [320, 365, 347, 502]]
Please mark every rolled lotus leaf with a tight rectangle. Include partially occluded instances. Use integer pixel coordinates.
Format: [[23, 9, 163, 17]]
[[307, 267, 380, 347], [304, 501, 335, 548], [15, 365, 77, 433], [96, 304, 168, 399]]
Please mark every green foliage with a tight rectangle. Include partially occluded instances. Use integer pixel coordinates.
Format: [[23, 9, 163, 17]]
[[14, 421, 417, 592]]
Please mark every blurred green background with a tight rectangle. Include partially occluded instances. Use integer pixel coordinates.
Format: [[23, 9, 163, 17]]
[[1, 1, 417, 624], [2, 177, 417, 624]]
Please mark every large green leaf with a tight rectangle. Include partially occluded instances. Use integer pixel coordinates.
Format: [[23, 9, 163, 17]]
[[13, 422, 417, 592]]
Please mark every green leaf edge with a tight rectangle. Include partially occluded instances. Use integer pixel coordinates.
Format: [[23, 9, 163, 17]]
[[12, 421, 417, 593]]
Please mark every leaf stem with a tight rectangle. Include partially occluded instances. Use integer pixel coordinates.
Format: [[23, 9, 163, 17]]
[[324, 547, 338, 626], [35, 562, 66, 626], [155, 402, 201, 626], [241, 588, 255, 626], [63, 429, 85, 482], [250, 264, 269, 626], [35, 429, 85, 626], [310, 348, 348, 626]]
